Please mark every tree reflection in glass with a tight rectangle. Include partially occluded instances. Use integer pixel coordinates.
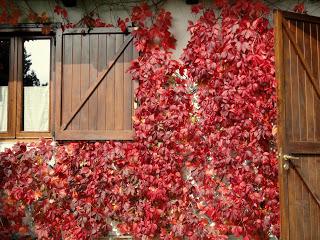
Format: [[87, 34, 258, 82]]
[[23, 39, 50, 131], [0, 40, 10, 132]]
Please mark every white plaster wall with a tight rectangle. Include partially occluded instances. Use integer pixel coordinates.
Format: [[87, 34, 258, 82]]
[[0, 142, 16, 152], [14, 0, 320, 60], [165, 0, 320, 58], [164, 0, 194, 59], [17, 0, 196, 59]]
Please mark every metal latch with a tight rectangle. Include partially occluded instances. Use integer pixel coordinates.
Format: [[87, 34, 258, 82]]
[[283, 154, 299, 161], [282, 154, 299, 170]]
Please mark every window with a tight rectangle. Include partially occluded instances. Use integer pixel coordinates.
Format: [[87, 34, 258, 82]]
[[0, 35, 52, 139], [0, 27, 137, 141]]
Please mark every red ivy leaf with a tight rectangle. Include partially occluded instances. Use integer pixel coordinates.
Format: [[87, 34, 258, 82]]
[[131, 3, 152, 23], [293, 3, 306, 13], [54, 5, 68, 18], [191, 3, 203, 14], [117, 18, 127, 32], [214, 0, 228, 8]]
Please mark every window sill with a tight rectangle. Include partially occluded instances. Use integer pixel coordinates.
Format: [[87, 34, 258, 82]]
[[0, 137, 52, 143]]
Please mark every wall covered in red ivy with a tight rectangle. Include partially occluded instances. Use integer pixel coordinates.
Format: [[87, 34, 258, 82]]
[[0, 1, 278, 239]]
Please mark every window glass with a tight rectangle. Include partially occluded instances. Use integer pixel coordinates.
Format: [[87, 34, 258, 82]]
[[0, 39, 10, 132], [23, 39, 50, 131]]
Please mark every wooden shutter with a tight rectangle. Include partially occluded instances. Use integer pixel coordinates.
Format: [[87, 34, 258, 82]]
[[275, 10, 320, 240], [54, 28, 138, 140]]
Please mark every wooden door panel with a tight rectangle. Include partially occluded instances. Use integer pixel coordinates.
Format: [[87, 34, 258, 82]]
[[275, 10, 320, 239], [288, 157, 320, 239], [283, 19, 320, 150]]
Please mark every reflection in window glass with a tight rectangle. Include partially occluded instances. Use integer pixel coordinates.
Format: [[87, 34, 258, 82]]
[[0, 40, 9, 132], [23, 39, 50, 131]]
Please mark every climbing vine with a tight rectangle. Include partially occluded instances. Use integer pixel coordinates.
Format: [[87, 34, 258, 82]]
[[0, 0, 279, 239], [181, 1, 278, 239], [0, 0, 166, 33]]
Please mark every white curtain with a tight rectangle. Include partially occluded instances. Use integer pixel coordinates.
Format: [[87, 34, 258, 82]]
[[0, 86, 8, 132], [0, 86, 49, 132], [24, 86, 49, 131]]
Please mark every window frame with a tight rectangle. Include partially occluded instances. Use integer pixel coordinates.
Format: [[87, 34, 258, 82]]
[[0, 37, 16, 139], [0, 26, 55, 139]]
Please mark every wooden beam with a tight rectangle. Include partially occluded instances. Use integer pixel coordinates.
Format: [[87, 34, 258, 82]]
[[62, 27, 137, 35], [283, 10, 320, 25], [274, 10, 290, 240], [55, 130, 134, 140]]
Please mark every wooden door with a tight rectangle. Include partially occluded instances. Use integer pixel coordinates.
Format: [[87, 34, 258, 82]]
[[275, 10, 320, 240], [54, 28, 138, 140]]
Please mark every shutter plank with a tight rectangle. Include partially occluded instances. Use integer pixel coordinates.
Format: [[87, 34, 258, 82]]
[[80, 35, 90, 130], [89, 34, 99, 130], [97, 35, 107, 130], [71, 35, 81, 130], [106, 34, 115, 130], [123, 40, 133, 130], [62, 35, 73, 130], [115, 34, 124, 130]]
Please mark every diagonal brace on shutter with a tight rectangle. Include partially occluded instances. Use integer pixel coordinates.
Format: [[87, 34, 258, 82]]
[[61, 35, 134, 131], [288, 159, 320, 208], [282, 19, 320, 100]]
